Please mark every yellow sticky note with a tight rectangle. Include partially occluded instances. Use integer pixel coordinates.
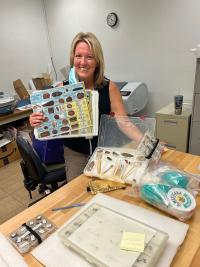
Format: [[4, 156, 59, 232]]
[[120, 232, 145, 252]]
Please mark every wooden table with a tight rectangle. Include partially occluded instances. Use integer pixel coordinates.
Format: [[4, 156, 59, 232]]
[[0, 109, 32, 126], [0, 149, 200, 267]]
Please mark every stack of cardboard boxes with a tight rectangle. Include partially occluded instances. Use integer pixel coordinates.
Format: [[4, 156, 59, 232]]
[[0, 136, 20, 168]]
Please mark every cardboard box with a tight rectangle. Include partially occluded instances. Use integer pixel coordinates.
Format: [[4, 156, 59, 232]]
[[32, 73, 52, 90], [13, 79, 30, 100], [0, 140, 21, 168]]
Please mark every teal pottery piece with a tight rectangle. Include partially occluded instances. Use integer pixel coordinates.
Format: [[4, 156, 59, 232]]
[[140, 183, 172, 206], [161, 171, 189, 188]]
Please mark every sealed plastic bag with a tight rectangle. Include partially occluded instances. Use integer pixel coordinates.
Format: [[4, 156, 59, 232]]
[[139, 183, 196, 221], [142, 161, 200, 192], [130, 161, 198, 221]]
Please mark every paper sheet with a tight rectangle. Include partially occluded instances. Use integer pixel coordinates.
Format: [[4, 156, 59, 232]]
[[32, 193, 189, 267], [0, 233, 27, 267]]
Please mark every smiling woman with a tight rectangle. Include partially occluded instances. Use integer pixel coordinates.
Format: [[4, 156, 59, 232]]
[[69, 32, 105, 89], [73, 42, 97, 89], [29, 32, 143, 182]]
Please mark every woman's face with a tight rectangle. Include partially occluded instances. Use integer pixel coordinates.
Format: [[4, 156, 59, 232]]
[[73, 41, 97, 83]]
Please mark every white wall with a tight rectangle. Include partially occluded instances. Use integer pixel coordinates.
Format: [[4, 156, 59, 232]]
[[0, 0, 51, 95], [1, 0, 199, 116], [44, 0, 200, 116]]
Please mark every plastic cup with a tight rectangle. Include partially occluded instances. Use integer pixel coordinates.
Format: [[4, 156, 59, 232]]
[[174, 95, 183, 115]]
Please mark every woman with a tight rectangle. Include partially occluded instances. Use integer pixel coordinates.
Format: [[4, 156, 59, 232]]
[[30, 32, 143, 181]]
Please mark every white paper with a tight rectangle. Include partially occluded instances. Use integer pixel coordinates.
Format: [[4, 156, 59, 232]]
[[0, 233, 28, 267], [32, 193, 189, 267]]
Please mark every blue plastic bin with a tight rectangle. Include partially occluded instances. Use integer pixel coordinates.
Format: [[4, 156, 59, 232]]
[[32, 136, 64, 164]]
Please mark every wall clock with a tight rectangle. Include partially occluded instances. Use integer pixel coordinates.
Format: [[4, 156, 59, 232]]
[[106, 12, 118, 28]]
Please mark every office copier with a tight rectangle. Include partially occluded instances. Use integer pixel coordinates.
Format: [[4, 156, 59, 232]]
[[115, 82, 148, 115]]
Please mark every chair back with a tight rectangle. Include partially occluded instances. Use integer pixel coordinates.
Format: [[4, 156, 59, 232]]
[[16, 136, 46, 180]]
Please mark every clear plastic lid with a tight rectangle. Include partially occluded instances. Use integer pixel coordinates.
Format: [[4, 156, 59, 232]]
[[98, 115, 156, 149]]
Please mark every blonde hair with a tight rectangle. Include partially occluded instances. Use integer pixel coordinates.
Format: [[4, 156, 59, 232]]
[[70, 32, 105, 86]]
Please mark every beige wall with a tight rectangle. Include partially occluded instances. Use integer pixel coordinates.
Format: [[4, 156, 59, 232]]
[[0, 0, 51, 94], [1, 0, 200, 116], [44, 0, 200, 116]]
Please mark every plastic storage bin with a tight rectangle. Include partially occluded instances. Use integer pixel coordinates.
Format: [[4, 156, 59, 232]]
[[32, 135, 64, 164]]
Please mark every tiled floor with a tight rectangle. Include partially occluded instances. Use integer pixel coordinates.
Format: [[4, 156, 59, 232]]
[[0, 159, 40, 224]]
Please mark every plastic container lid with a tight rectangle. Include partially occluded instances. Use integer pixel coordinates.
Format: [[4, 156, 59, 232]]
[[98, 115, 156, 149], [167, 188, 196, 212]]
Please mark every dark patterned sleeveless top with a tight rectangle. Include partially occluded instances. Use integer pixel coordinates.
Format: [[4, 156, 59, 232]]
[[63, 78, 111, 155]]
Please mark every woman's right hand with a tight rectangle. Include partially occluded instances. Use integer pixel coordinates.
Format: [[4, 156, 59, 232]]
[[29, 112, 44, 127]]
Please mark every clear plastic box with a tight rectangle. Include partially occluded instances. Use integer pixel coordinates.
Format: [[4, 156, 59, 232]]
[[58, 202, 169, 267], [8, 215, 56, 254], [84, 115, 163, 184]]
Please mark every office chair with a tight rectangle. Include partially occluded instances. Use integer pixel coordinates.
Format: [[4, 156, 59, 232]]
[[16, 136, 67, 202]]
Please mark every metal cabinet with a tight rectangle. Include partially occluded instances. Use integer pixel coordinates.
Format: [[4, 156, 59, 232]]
[[155, 103, 191, 152], [189, 58, 200, 155]]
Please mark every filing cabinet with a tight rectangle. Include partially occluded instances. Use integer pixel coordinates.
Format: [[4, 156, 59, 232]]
[[189, 121, 200, 155], [155, 103, 191, 152]]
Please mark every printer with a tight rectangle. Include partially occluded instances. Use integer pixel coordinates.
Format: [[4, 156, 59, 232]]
[[115, 82, 148, 115], [0, 93, 16, 115]]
